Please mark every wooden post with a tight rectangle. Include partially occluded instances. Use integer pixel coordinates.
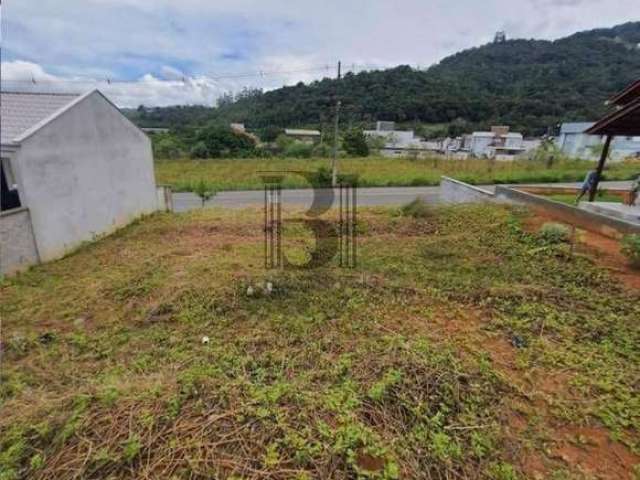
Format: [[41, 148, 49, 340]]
[[589, 134, 612, 202]]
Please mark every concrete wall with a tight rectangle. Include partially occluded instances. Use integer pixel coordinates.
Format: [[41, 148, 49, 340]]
[[495, 186, 640, 238], [13, 91, 158, 261], [0, 207, 39, 275], [440, 176, 495, 203], [156, 186, 173, 212]]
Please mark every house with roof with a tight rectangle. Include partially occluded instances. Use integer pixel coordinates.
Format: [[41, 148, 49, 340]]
[[1, 90, 165, 275], [364, 121, 435, 157], [284, 128, 322, 144], [556, 122, 640, 161], [465, 126, 525, 160]]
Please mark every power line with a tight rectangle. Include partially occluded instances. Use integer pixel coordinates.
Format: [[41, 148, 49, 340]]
[[0, 63, 387, 88]]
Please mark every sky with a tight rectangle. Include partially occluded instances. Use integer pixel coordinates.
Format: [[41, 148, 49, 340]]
[[1, 0, 639, 107]]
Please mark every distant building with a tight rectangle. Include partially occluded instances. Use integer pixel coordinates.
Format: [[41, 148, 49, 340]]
[[556, 122, 640, 161], [0, 90, 165, 275], [364, 122, 434, 157], [555, 122, 602, 159], [284, 128, 321, 144], [467, 126, 525, 160]]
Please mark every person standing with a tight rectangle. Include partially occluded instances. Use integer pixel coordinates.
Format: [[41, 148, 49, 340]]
[[575, 170, 598, 204]]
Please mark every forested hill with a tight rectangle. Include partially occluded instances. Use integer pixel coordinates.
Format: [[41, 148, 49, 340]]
[[128, 22, 640, 136]]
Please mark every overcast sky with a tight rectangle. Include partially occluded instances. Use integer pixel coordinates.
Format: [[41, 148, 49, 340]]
[[1, 0, 639, 106]]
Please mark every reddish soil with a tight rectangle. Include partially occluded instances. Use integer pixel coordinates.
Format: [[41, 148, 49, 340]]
[[552, 426, 640, 480], [523, 209, 640, 290]]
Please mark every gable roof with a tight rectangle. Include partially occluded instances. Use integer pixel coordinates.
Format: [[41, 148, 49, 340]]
[[607, 78, 640, 107], [0, 91, 82, 146], [586, 97, 640, 137]]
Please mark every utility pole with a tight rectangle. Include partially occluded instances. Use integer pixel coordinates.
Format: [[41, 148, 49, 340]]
[[331, 61, 341, 187]]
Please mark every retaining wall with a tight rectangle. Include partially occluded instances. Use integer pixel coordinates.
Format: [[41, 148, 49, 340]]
[[0, 207, 40, 276], [495, 186, 640, 238], [440, 176, 495, 203]]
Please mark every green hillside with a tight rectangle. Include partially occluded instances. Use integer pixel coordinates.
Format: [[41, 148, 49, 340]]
[[128, 22, 640, 136]]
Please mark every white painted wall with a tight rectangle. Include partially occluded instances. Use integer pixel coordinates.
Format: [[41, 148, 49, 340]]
[[13, 91, 158, 261]]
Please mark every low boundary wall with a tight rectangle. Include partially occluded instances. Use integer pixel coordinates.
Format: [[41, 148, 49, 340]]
[[439, 176, 640, 239], [0, 207, 40, 276], [157, 185, 174, 212], [440, 176, 495, 203], [495, 186, 640, 238]]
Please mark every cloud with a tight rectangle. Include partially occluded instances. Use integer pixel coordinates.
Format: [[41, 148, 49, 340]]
[[2, 0, 639, 106]]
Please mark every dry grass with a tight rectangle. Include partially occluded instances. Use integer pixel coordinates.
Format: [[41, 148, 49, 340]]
[[1, 205, 639, 479]]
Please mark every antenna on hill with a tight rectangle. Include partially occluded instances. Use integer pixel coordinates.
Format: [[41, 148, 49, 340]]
[[494, 31, 507, 43]]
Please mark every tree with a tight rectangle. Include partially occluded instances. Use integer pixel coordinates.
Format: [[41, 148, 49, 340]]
[[342, 128, 370, 157], [153, 135, 184, 159], [258, 126, 284, 143], [196, 126, 256, 158], [190, 141, 209, 159], [193, 179, 216, 207]]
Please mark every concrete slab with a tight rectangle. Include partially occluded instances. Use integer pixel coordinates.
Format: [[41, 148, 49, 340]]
[[579, 202, 640, 225]]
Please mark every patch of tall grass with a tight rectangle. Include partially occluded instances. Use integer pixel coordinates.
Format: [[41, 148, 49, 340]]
[[155, 156, 640, 192]]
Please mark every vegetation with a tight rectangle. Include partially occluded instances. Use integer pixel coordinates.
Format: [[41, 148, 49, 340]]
[[154, 156, 640, 192], [192, 179, 216, 207], [1, 204, 639, 478], [622, 234, 640, 268], [342, 129, 370, 157], [545, 192, 624, 205], [127, 22, 640, 136], [399, 198, 433, 219], [538, 222, 571, 244]]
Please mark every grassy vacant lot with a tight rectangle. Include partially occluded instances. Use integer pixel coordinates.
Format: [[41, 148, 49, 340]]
[[154, 156, 640, 192], [1, 204, 639, 479]]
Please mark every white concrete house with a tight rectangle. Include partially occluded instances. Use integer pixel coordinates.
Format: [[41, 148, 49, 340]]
[[364, 122, 434, 157], [468, 128, 525, 160], [0, 90, 166, 275]]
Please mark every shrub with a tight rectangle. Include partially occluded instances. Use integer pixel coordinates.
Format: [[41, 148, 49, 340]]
[[192, 179, 216, 207], [283, 141, 314, 158], [153, 135, 184, 159], [538, 222, 571, 244], [621, 234, 640, 267], [189, 141, 209, 159], [400, 198, 434, 219], [342, 128, 370, 157]]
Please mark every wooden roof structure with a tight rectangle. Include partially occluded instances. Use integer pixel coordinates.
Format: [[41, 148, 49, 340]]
[[586, 79, 640, 136], [583, 78, 640, 201]]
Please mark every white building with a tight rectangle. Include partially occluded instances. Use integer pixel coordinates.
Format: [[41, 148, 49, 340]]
[[364, 121, 434, 157], [556, 122, 640, 161], [284, 128, 321, 144], [0, 90, 165, 275], [467, 127, 525, 160]]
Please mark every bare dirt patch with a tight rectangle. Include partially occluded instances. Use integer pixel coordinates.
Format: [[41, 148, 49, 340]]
[[523, 209, 640, 290]]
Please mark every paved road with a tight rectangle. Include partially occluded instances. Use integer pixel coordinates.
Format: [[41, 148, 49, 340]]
[[173, 186, 441, 212], [172, 181, 633, 213]]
